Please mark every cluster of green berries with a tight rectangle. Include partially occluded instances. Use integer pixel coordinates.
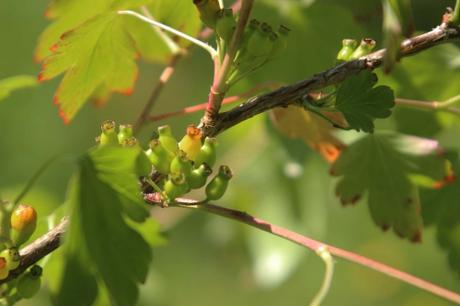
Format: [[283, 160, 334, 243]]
[[193, 0, 290, 86], [0, 204, 41, 302], [336, 38, 376, 62], [231, 20, 290, 79], [97, 121, 233, 203]]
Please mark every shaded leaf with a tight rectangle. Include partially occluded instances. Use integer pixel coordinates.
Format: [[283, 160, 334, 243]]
[[39, 13, 138, 123], [57, 146, 153, 306], [335, 71, 395, 132], [270, 106, 345, 163], [421, 154, 460, 274], [0, 75, 37, 102], [331, 131, 449, 241]]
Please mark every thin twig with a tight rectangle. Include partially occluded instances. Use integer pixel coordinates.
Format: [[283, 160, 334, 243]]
[[395, 97, 460, 115], [202, 0, 255, 125], [0, 218, 68, 285], [165, 200, 460, 305], [203, 22, 460, 137], [133, 53, 184, 133], [13, 156, 59, 206]]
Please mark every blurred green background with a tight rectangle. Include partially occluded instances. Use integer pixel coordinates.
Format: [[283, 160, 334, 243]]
[[1, 0, 459, 305]]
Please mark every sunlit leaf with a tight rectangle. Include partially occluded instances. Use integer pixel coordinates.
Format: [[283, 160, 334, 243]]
[[39, 13, 138, 123]]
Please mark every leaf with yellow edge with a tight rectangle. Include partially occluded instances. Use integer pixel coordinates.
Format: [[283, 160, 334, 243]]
[[270, 106, 345, 163]]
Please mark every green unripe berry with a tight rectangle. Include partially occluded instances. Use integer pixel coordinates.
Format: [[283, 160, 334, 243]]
[[235, 19, 260, 62], [189, 163, 213, 189], [117, 124, 133, 144], [145, 139, 174, 175], [247, 26, 274, 57], [270, 25, 290, 59], [336, 39, 358, 62], [120, 137, 151, 177], [0, 247, 20, 270], [205, 165, 233, 201], [11, 204, 37, 247], [99, 120, 118, 146], [193, 0, 221, 28], [349, 38, 376, 60], [17, 265, 42, 299], [216, 8, 236, 42], [158, 125, 178, 155], [170, 150, 193, 180], [194, 137, 217, 168], [164, 173, 190, 201], [178, 125, 202, 161]]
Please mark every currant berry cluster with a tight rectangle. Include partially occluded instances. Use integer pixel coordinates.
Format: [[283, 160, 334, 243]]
[[97, 121, 233, 204], [0, 204, 41, 303], [193, 0, 290, 86], [336, 38, 376, 62]]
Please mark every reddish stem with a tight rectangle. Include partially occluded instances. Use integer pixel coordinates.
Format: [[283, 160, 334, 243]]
[[171, 201, 460, 305], [148, 82, 281, 122]]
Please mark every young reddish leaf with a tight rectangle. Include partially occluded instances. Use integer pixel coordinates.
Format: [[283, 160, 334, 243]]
[[270, 106, 346, 163], [39, 13, 138, 123], [330, 132, 450, 241], [335, 71, 395, 133]]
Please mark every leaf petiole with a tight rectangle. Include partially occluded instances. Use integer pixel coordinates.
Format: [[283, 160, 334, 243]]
[[309, 246, 335, 306], [118, 10, 217, 58], [139, 6, 181, 55]]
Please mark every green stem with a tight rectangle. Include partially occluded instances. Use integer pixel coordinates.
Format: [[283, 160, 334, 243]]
[[309, 246, 335, 306], [395, 97, 460, 116], [118, 10, 217, 58], [139, 6, 181, 55], [452, 0, 460, 24], [303, 103, 351, 130], [437, 93, 460, 108], [145, 177, 164, 195], [13, 156, 58, 206]]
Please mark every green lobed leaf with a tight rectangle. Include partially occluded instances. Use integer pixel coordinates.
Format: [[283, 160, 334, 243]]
[[0, 75, 37, 102], [421, 154, 460, 274], [57, 146, 153, 306], [330, 131, 449, 241], [335, 71, 395, 133], [39, 13, 138, 123]]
